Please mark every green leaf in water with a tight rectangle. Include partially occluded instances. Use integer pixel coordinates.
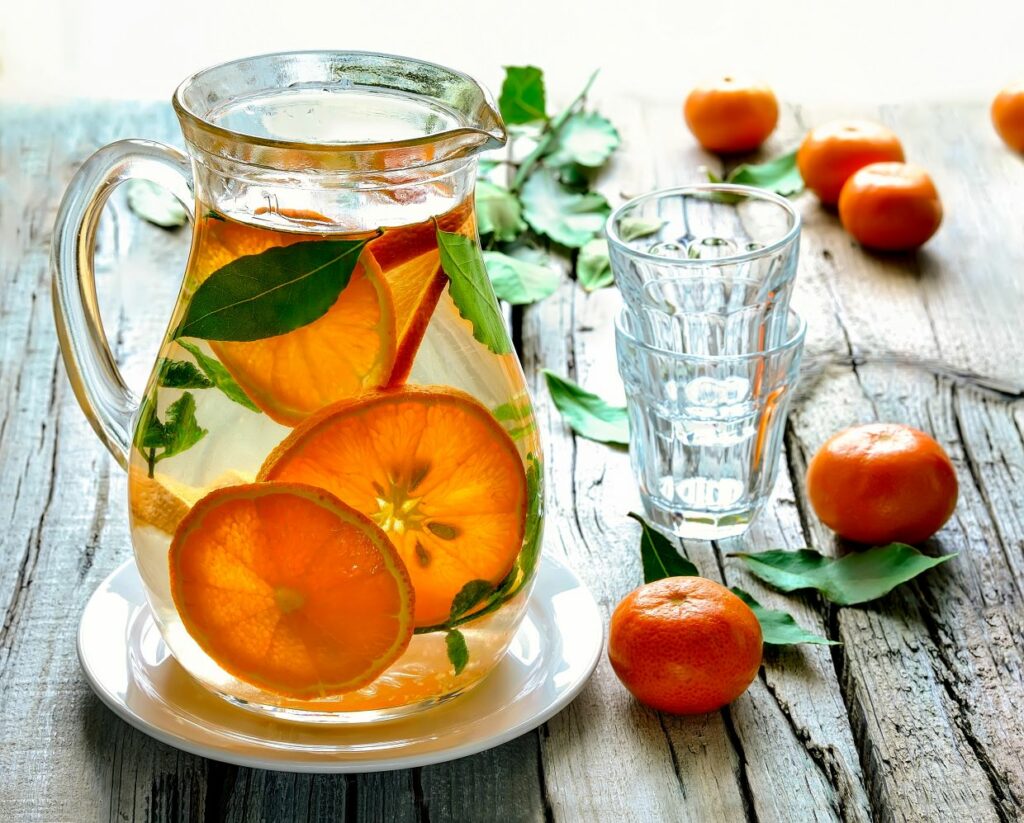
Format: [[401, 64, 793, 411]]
[[543, 370, 628, 445], [445, 629, 470, 675], [628, 512, 699, 582], [436, 228, 512, 355], [545, 111, 620, 168], [177, 340, 261, 413], [730, 588, 839, 646], [449, 580, 497, 622], [576, 238, 613, 291], [475, 180, 526, 242], [155, 392, 207, 461], [617, 217, 666, 242], [498, 66, 547, 125], [731, 544, 958, 606], [126, 180, 188, 229], [518, 453, 544, 582], [158, 359, 213, 390], [521, 167, 610, 248], [483, 250, 560, 305], [175, 238, 372, 342]]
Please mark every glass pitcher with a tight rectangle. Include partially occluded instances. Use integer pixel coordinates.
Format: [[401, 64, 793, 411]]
[[52, 51, 544, 722]]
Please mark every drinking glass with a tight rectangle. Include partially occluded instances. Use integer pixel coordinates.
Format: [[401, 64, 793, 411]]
[[606, 185, 801, 315], [615, 305, 806, 540]]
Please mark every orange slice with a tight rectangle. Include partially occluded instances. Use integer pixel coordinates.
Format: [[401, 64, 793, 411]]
[[259, 387, 528, 627], [169, 482, 414, 699], [209, 252, 396, 426], [367, 200, 475, 386]]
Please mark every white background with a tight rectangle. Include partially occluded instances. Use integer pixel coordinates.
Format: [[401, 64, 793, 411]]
[[1, 0, 1021, 104]]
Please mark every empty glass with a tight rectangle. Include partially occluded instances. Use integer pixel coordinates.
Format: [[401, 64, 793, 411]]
[[606, 185, 801, 315], [636, 275, 790, 357], [615, 305, 806, 540]]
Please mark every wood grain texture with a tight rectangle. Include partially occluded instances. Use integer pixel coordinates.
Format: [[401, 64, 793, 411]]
[[1, 97, 1022, 822]]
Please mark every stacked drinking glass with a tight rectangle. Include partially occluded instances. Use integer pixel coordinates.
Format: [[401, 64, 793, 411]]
[[608, 185, 805, 540]]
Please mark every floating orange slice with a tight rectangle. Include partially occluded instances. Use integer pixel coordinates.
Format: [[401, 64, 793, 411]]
[[259, 387, 528, 627], [367, 200, 475, 386], [169, 482, 414, 699]]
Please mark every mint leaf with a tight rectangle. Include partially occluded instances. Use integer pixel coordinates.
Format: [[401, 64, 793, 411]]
[[136, 397, 166, 450], [476, 181, 526, 242], [177, 340, 261, 413], [617, 217, 665, 242], [483, 250, 559, 305], [158, 359, 213, 390], [706, 150, 804, 197], [498, 66, 547, 125], [731, 588, 838, 646], [126, 180, 187, 229], [155, 392, 207, 462], [576, 238, 613, 291], [521, 168, 610, 248], [450, 580, 496, 621], [545, 112, 620, 168], [512, 70, 599, 190], [445, 629, 470, 675], [436, 228, 511, 355], [628, 512, 698, 582], [732, 544, 958, 606], [519, 453, 544, 581], [543, 370, 628, 445], [176, 238, 371, 341]]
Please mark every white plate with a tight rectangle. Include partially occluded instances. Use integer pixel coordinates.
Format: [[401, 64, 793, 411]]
[[78, 554, 603, 772]]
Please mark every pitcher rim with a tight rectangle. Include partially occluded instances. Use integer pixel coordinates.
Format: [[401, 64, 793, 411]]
[[171, 49, 507, 157]]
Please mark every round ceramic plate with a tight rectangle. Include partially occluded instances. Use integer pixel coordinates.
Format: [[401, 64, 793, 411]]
[[78, 554, 603, 772]]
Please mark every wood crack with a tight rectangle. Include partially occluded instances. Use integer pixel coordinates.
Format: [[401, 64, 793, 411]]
[[719, 706, 760, 823]]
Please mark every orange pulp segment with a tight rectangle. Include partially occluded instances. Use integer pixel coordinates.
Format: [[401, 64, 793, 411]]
[[169, 482, 414, 699], [259, 387, 528, 627]]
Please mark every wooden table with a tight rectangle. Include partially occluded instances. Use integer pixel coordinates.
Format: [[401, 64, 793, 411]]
[[2, 97, 1022, 823]]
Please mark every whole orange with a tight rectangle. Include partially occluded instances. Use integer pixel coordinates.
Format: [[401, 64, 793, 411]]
[[684, 78, 779, 154], [806, 423, 958, 545], [608, 576, 763, 715], [992, 83, 1024, 152], [797, 120, 905, 205], [838, 162, 942, 251]]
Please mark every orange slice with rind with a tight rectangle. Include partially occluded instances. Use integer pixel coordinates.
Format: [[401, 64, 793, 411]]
[[169, 482, 414, 699], [259, 387, 528, 627]]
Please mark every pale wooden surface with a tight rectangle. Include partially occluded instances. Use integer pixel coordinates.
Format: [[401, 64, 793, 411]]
[[1, 98, 1022, 822]]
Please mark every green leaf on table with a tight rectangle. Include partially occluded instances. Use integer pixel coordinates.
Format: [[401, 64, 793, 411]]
[[617, 217, 666, 242], [544, 112, 621, 168], [705, 150, 804, 197], [628, 512, 699, 583], [154, 392, 207, 462], [476, 180, 526, 242], [436, 228, 511, 355], [731, 588, 839, 646], [449, 580, 497, 621], [445, 629, 470, 675], [576, 238, 613, 291], [521, 168, 611, 248], [175, 238, 372, 342], [177, 340, 261, 413], [126, 180, 188, 229], [731, 544, 958, 606], [512, 70, 600, 190], [483, 250, 559, 305], [498, 66, 547, 125], [543, 370, 628, 445], [157, 359, 213, 390]]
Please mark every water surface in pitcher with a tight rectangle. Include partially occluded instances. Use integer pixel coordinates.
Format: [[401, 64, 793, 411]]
[[128, 198, 543, 718]]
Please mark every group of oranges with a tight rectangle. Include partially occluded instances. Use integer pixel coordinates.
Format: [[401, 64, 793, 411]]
[[683, 77, 1024, 252], [609, 76, 990, 716]]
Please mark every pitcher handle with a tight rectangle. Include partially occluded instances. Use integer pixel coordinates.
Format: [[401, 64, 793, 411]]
[[51, 139, 194, 470]]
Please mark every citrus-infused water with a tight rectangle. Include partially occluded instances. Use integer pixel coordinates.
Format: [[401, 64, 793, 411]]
[[128, 199, 543, 719]]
